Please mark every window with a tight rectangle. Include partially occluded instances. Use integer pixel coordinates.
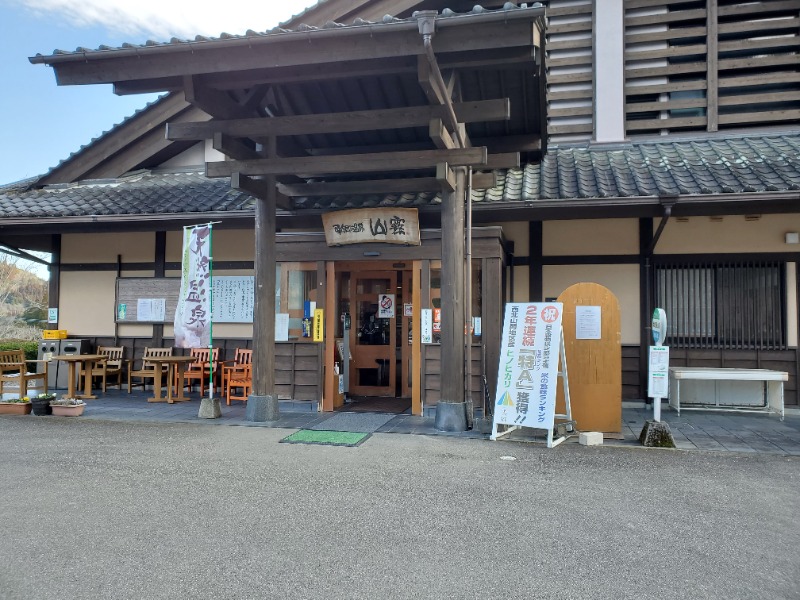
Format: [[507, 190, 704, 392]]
[[655, 261, 785, 349]]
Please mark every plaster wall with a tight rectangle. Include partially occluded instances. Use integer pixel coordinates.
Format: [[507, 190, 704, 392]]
[[656, 215, 800, 253], [62, 232, 154, 263], [166, 228, 255, 262], [543, 264, 640, 344], [60, 271, 117, 334], [544, 218, 638, 255]]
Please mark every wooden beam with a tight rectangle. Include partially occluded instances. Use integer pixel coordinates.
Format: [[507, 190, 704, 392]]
[[278, 178, 443, 197], [471, 172, 497, 190], [166, 99, 511, 141], [184, 75, 252, 120], [212, 132, 260, 161], [231, 172, 293, 211], [429, 118, 457, 150], [485, 153, 520, 169], [206, 147, 488, 178], [276, 171, 498, 197], [436, 163, 457, 193]]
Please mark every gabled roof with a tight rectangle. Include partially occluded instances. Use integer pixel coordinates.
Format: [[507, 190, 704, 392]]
[[3, 133, 798, 227]]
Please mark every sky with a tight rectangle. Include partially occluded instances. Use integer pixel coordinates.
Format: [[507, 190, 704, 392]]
[[0, 0, 315, 185]]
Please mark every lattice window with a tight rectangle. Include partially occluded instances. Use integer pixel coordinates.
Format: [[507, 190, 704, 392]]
[[625, 0, 800, 135], [654, 260, 786, 349]]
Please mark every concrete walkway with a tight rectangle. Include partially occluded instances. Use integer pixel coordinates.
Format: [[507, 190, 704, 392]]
[[7, 387, 799, 455]]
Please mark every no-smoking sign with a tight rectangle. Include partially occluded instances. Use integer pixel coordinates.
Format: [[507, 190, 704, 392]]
[[377, 294, 395, 318]]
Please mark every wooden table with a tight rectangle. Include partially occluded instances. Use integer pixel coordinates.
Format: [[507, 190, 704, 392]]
[[145, 355, 197, 403], [51, 354, 106, 400]]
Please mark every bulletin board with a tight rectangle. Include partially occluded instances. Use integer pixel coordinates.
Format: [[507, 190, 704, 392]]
[[115, 277, 255, 323]]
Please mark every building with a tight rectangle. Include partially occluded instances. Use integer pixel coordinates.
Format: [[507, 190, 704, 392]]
[[2, 0, 800, 426]]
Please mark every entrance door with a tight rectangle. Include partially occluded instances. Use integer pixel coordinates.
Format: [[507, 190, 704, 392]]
[[348, 271, 397, 397]]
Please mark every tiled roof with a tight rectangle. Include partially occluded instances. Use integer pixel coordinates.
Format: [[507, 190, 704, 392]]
[[2, 133, 799, 221], [0, 170, 253, 219], [32, 3, 540, 60]]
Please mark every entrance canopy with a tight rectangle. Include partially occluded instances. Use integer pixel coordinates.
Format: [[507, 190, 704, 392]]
[[31, 5, 546, 206]]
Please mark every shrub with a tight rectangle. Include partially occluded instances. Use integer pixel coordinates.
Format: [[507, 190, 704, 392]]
[[0, 340, 39, 361]]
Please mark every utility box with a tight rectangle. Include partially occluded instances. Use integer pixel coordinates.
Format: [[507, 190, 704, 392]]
[[37, 339, 89, 389]]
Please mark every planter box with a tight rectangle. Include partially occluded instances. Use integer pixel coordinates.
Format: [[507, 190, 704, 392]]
[[50, 404, 85, 417], [0, 402, 32, 415]]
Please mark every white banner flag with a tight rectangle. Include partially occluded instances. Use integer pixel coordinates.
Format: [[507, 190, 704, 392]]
[[174, 225, 212, 348], [493, 303, 563, 430]]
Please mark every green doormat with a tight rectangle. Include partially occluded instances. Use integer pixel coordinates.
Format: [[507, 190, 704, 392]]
[[280, 429, 371, 447]]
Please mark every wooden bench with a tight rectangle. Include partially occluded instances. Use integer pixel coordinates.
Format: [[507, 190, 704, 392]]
[[0, 350, 48, 397], [668, 367, 787, 420]]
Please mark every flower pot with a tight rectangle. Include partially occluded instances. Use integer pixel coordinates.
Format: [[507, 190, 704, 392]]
[[50, 404, 85, 417], [31, 399, 52, 416], [0, 402, 32, 415]]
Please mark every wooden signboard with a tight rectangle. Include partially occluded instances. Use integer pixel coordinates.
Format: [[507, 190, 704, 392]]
[[556, 283, 622, 435], [116, 277, 255, 324], [321, 208, 421, 246]]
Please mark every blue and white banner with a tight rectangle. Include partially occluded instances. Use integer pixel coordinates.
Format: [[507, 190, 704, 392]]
[[493, 303, 563, 430], [174, 225, 212, 348]]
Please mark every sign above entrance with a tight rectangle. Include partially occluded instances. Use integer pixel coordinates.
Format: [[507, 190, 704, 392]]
[[322, 208, 421, 247]]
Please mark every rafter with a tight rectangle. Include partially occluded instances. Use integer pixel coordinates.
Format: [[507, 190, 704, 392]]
[[231, 173, 293, 211], [166, 99, 510, 141], [206, 147, 489, 178]]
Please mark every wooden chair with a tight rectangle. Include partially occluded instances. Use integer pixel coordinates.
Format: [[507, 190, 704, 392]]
[[220, 348, 252, 395], [81, 346, 125, 392], [226, 363, 252, 405], [177, 348, 220, 396], [0, 349, 47, 397], [127, 347, 173, 393]]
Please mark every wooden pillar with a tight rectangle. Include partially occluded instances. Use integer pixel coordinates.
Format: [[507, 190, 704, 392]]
[[153, 231, 166, 348], [529, 221, 543, 302], [248, 139, 279, 421], [435, 167, 467, 431], [48, 234, 60, 331]]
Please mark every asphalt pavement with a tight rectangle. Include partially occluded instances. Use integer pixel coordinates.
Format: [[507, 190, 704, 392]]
[[0, 417, 798, 600]]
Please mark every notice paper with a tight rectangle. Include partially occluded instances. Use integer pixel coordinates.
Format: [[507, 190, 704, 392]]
[[576, 305, 601, 339]]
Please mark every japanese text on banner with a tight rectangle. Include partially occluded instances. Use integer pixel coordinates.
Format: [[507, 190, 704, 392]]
[[493, 303, 563, 430], [174, 225, 211, 348]]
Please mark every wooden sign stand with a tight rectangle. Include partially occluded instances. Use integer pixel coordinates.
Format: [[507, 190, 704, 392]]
[[491, 327, 574, 448]]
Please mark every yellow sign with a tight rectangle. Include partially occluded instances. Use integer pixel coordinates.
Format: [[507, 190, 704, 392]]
[[313, 308, 324, 342]]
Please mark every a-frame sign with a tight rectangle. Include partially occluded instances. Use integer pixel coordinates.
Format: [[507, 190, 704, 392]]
[[490, 303, 573, 448]]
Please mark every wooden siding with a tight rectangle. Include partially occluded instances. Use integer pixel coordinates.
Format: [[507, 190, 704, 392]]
[[544, 0, 595, 142], [85, 336, 321, 404], [625, 0, 800, 135], [422, 343, 486, 408]]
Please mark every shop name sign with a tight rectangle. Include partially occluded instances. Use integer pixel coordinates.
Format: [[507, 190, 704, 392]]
[[322, 208, 421, 246]]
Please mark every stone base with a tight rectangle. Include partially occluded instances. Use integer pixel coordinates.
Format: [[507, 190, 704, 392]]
[[579, 431, 603, 446], [198, 397, 221, 419], [472, 417, 493, 434], [434, 401, 468, 432], [246, 394, 280, 422], [639, 420, 676, 448]]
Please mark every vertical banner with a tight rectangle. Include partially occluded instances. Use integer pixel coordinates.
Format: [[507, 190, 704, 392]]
[[313, 308, 325, 342], [174, 225, 212, 348], [493, 303, 563, 430]]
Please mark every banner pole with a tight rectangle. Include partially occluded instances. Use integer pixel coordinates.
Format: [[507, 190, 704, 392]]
[[208, 223, 214, 401]]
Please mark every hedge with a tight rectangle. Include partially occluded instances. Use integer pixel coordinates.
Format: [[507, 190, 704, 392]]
[[0, 340, 39, 361]]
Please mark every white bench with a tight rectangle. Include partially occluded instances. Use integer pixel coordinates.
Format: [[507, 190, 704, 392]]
[[668, 367, 787, 420]]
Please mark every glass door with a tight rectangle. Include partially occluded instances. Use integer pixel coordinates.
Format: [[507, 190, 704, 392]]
[[349, 271, 397, 397]]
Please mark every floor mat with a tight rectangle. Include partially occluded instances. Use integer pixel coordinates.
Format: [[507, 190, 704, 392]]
[[311, 411, 396, 433], [280, 429, 371, 447], [341, 397, 411, 414]]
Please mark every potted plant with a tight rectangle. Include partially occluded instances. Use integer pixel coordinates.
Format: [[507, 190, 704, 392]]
[[0, 397, 32, 415], [49, 397, 86, 417], [31, 393, 56, 416]]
